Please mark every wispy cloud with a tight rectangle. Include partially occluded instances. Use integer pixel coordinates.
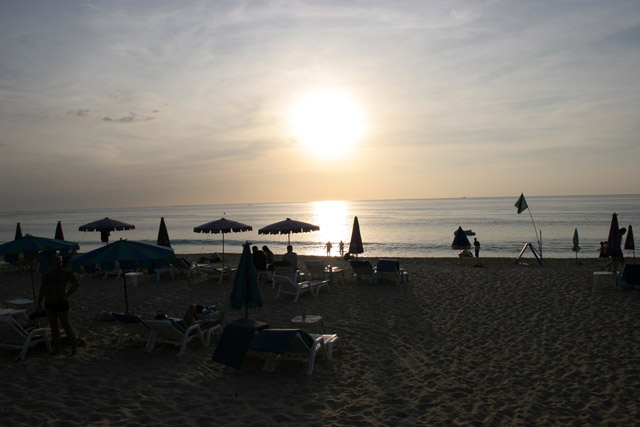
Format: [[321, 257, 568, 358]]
[[102, 113, 154, 123]]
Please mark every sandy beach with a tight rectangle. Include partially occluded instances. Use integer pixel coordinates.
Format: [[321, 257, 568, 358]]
[[2, 255, 640, 426]]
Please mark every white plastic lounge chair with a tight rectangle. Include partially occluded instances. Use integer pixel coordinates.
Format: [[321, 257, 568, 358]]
[[271, 261, 305, 287], [375, 259, 408, 286], [249, 329, 324, 375], [196, 264, 237, 284], [304, 260, 328, 280], [145, 318, 221, 357], [111, 312, 153, 351], [308, 333, 339, 360], [349, 260, 376, 283], [0, 317, 52, 361], [272, 270, 329, 302]]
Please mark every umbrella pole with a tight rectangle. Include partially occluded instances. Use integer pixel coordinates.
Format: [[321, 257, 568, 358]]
[[122, 275, 129, 315], [222, 234, 225, 268], [29, 262, 37, 305]]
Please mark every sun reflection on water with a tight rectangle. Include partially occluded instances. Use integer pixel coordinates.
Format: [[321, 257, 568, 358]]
[[310, 200, 352, 256]]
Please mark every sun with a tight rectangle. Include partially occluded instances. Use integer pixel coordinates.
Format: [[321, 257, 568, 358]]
[[289, 91, 366, 155]]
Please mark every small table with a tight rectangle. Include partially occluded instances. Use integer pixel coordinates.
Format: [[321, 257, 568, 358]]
[[125, 272, 144, 288], [6, 298, 34, 311], [325, 266, 345, 283], [0, 308, 28, 323], [593, 271, 615, 288], [291, 314, 325, 333]]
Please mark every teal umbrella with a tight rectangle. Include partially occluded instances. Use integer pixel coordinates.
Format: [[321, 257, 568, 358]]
[[71, 239, 174, 314], [0, 234, 80, 303], [229, 242, 262, 318]]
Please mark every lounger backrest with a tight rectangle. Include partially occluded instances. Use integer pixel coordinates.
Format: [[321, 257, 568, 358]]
[[0, 317, 27, 343], [305, 260, 325, 274], [146, 318, 187, 336], [623, 264, 640, 286], [350, 260, 372, 272], [377, 259, 399, 273], [273, 261, 297, 277]]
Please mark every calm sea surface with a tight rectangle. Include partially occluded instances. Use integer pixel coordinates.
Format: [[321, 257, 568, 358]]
[[1, 195, 638, 259]]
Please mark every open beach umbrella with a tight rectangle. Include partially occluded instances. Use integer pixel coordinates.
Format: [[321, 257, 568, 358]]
[[229, 242, 262, 318], [451, 226, 471, 250], [572, 228, 580, 264], [54, 221, 65, 241], [157, 217, 171, 248], [194, 218, 252, 267], [79, 217, 135, 244], [0, 235, 80, 303], [348, 216, 364, 257], [14, 223, 23, 240], [71, 239, 174, 314], [258, 218, 319, 245], [625, 225, 635, 261]]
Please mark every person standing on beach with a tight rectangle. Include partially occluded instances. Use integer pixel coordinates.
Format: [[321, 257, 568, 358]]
[[325, 241, 332, 256], [37, 255, 79, 355], [339, 240, 345, 256], [473, 238, 481, 257]]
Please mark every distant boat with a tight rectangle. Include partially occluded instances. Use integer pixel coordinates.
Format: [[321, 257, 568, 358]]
[[464, 230, 476, 236]]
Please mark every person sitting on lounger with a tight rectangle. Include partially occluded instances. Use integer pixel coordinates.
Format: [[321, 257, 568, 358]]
[[281, 245, 299, 271], [181, 304, 223, 328]]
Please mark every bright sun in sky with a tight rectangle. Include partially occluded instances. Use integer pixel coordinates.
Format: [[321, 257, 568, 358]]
[[289, 91, 366, 156]]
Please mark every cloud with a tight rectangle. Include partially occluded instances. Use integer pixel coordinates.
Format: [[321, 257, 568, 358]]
[[67, 109, 91, 117], [102, 112, 154, 123]]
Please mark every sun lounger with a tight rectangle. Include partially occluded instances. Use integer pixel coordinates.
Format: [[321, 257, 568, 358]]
[[145, 318, 220, 357], [212, 318, 269, 369], [196, 264, 237, 284], [349, 260, 376, 283], [376, 259, 408, 286], [0, 317, 52, 361], [111, 312, 153, 351], [249, 329, 324, 375]]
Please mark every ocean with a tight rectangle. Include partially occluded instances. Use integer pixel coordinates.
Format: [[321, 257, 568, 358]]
[[1, 195, 638, 259]]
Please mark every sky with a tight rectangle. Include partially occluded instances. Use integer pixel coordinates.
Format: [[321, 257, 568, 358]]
[[1, 0, 639, 212]]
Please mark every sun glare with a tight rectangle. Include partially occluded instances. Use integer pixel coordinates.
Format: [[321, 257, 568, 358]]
[[289, 91, 366, 156], [311, 200, 351, 253]]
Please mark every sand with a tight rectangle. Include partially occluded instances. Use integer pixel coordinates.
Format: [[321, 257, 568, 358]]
[[2, 255, 640, 426]]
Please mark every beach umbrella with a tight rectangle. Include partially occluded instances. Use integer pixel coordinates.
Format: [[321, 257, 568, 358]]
[[625, 225, 635, 261], [605, 213, 623, 272], [79, 217, 135, 244], [0, 235, 80, 303], [451, 226, 471, 250], [229, 242, 262, 319], [157, 217, 171, 248], [258, 218, 319, 245], [572, 228, 580, 264], [348, 216, 364, 256], [194, 218, 252, 268], [54, 221, 65, 241], [14, 223, 23, 240], [71, 239, 174, 314]]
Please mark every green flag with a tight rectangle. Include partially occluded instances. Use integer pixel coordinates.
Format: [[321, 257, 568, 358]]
[[515, 193, 528, 214]]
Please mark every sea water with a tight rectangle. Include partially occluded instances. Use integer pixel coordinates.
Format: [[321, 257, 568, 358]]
[[1, 195, 638, 259]]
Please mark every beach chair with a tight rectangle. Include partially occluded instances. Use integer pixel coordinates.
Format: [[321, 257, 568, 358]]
[[145, 318, 221, 357], [0, 317, 52, 361], [271, 261, 305, 287], [272, 268, 329, 302], [196, 264, 237, 284], [249, 329, 324, 375], [308, 333, 339, 360], [111, 312, 153, 351], [375, 259, 408, 286], [304, 260, 328, 280], [349, 260, 376, 283], [622, 264, 640, 287]]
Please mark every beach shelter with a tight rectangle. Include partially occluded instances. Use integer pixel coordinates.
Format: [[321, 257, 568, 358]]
[[157, 217, 171, 248], [0, 235, 80, 303], [71, 239, 174, 314], [605, 213, 624, 272], [572, 228, 580, 264], [79, 217, 135, 244], [194, 218, 252, 267], [54, 221, 65, 241], [229, 242, 263, 318], [348, 216, 364, 257], [14, 223, 23, 240], [451, 226, 471, 250], [258, 218, 319, 245], [625, 225, 635, 261]]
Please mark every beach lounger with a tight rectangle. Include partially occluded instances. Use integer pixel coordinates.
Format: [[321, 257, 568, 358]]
[[111, 312, 153, 351], [622, 264, 640, 286], [272, 270, 329, 302], [349, 260, 376, 283], [212, 318, 269, 369], [308, 333, 339, 360], [375, 259, 408, 286], [304, 260, 328, 280], [248, 329, 324, 375], [196, 264, 237, 284], [145, 318, 221, 357], [0, 317, 52, 361]]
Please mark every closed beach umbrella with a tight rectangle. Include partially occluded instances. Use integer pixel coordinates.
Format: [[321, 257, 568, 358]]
[[451, 226, 471, 249], [229, 242, 262, 318], [625, 225, 635, 261], [14, 223, 23, 240], [79, 217, 135, 244], [157, 217, 171, 248], [54, 221, 65, 241], [194, 218, 252, 267], [0, 235, 80, 303], [572, 228, 580, 264], [348, 216, 364, 256], [605, 213, 622, 271], [71, 240, 174, 314], [258, 218, 319, 245]]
